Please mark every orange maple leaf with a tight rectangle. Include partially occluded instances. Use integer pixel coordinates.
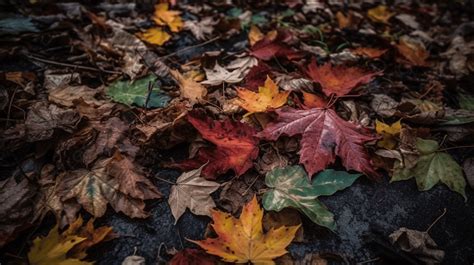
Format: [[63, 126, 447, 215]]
[[190, 196, 299, 264], [237, 76, 290, 116], [352, 47, 388, 59], [153, 3, 183, 32], [396, 37, 429, 67], [306, 59, 382, 97], [174, 111, 259, 179]]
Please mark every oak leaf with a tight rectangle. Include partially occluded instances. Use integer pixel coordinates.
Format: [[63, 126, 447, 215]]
[[168, 165, 220, 223], [153, 3, 183, 32], [237, 76, 290, 115], [139, 28, 171, 46], [174, 112, 259, 179], [259, 107, 379, 178], [306, 60, 381, 97], [375, 119, 401, 149], [190, 196, 299, 264], [170, 69, 207, 104]]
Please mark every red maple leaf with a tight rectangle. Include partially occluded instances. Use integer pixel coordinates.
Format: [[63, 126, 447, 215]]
[[258, 107, 379, 178], [306, 59, 382, 96], [175, 112, 259, 179], [250, 31, 303, 61], [170, 249, 216, 265], [244, 62, 272, 91]]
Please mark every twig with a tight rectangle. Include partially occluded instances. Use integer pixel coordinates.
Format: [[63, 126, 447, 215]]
[[438, 145, 474, 152], [5, 87, 18, 128], [160, 36, 221, 59], [154, 175, 176, 185], [357, 257, 380, 265], [426, 208, 447, 233], [27, 55, 121, 74], [242, 174, 260, 196]]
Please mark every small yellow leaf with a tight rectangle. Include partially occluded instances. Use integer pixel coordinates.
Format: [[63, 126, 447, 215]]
[[140, 28, 171, 46], [367, 5, 395, 24], [249, 25, 264, 46], [237, 76, 290, 116], [153, 3, 183, 32], [189, 196, 299, 264], [376, 120, 402, 149]]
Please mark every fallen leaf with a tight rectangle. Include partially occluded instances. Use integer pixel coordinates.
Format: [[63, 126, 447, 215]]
[[376, 119, 401, 149], [302, 91, 327, 108], [463, 158, 474, 189], [237, 75, 290, 115], [250, 31, 302, 61], [184, 17, 215, 40], [249, 25, 264, 46], [396, 36, 429, 67], [218, 172, 265, 214], [59, 153, 161, 218], [139, 27, 171, 46], [263, 208, 304, 242], [121, 255, 146, 265], [259, 107, 379, 178], [244, 62, 272, 91], [190, 196, 299, 264], [170, 69, 207, 104], [107, 75, 171, 108], [367, 5, 395, 24], [170, 248, 216, 265], [389, 227, 445, 264], [392, 138, 466, 199], [352, 47, 388, 58], [263, 166, 360, 230], [306, 59, 382, 97], [201, 63, 244, 86], [28, 225, 90, 265], [153, 3, 183, 32], [168, 165, 220, 223], [174, 111, 259, 179]]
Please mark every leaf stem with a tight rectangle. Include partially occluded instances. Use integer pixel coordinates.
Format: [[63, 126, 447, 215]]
[[154, 175, 176, 185], [425, 208, 447, 233]]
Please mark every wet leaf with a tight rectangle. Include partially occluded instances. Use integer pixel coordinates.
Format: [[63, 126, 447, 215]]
[[237, 76, 290, 115], [392, 138, 466, 199], [168, 165, 220, 223], [263, 166, 360, 230], [107, 75, 170, 108], [190, 196, 299, 264], [259, 107, 379, 178]]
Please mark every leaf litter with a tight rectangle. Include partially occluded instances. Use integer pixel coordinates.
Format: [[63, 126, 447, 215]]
[[0, 1, 473, 265]]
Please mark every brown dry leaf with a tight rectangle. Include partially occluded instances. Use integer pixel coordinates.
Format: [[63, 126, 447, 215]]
[[249, 25, 264, 46], [352, 47, 388, 58], [153, 3, 183, 32], [219, 172, 265, 214], [0, 177, 35, 247], [396, 36, 429, 67], [263, 208, 304, 242], [184, 17, 215, 40], [168, 165, 220, 223], [201, 63, 244, 86], [367, 5, 395, 24], [170, 69, 207, 104], [139, 28, 171, 46], [49, 85, 98, 107]]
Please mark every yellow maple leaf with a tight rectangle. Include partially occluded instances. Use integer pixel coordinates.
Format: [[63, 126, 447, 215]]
[[248, 25, 264, 46], [139, 28, 171, 46], [376, 119, 402, 149], [367, 5, 395, 24], [237, 76, 290, 116], [153, 3, 183, 32], [190, 196, 299, 264]]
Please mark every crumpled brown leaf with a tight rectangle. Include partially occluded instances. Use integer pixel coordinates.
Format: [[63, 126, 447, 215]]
[[389, 227, 445, 264]]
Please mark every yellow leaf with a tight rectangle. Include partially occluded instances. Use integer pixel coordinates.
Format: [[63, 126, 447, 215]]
[[169, 69, 207, 104], [153, 3, 183, 32], [190, 196, 299, 264], [28, 225, 89, 265], [139, 28, 171, 46], [237, 76, 290, 116], [249, 25, 264, 46], [367, 5, 395, 24], [376, 120, 402, 149]]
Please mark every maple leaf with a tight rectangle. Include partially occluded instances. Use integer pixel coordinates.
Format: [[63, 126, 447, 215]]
[[259, 107, 379, 178], [237, 75, 290, 115], [168, 165, 221, 223], [367, 5, 395, 24], [392, 138, 466, 199], [139, 28, 171, 46], [153, 3, 183, 32], [263, 166, 360, 230], [306, 59, 382, 97], [190, 195, 299, 264], [28, 225, 89, 265], [183, 17, 215, 40], [352, 47, 388, 59], [396, 36, 429, 67], [250, 31, 302, 61], [170, 69, 207, 104], [174, 111, 259, 179], [59, 153, 161, 218], [201, 63, 244, 86], [170, 249, 216, 265], [244, 62, 272, 91], [248, 25, 264, 46], [375, 119, 401, 149]]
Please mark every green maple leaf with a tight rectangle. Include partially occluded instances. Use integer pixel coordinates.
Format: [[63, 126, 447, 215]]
[[262, 165, 360, 230], [392, 138, 466, 200], [107, 75, 170, 108]]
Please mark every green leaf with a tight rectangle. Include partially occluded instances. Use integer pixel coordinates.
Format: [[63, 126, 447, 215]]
[[392, 138, 466, 200], [263, 165, 361, 230], [107, 75, 170, 108], [458, 90, 474, 111]]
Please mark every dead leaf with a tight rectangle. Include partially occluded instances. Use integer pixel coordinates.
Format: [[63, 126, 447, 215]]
[[263, 208, 304, 242], [352, 47, 388, 58], [139, 27, 171, 46], [249, 25, 264, 46], [376, 119, 401, 149], [396, 36, 429, 67], [201, 63, 244, 86], [153, 3, 183, 32], [168, 165, 220, 223], [367, 5, 395, 24], [184, 17, 215, 40], [170, 248, 216, 265], [170, 69, 207, 104]]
